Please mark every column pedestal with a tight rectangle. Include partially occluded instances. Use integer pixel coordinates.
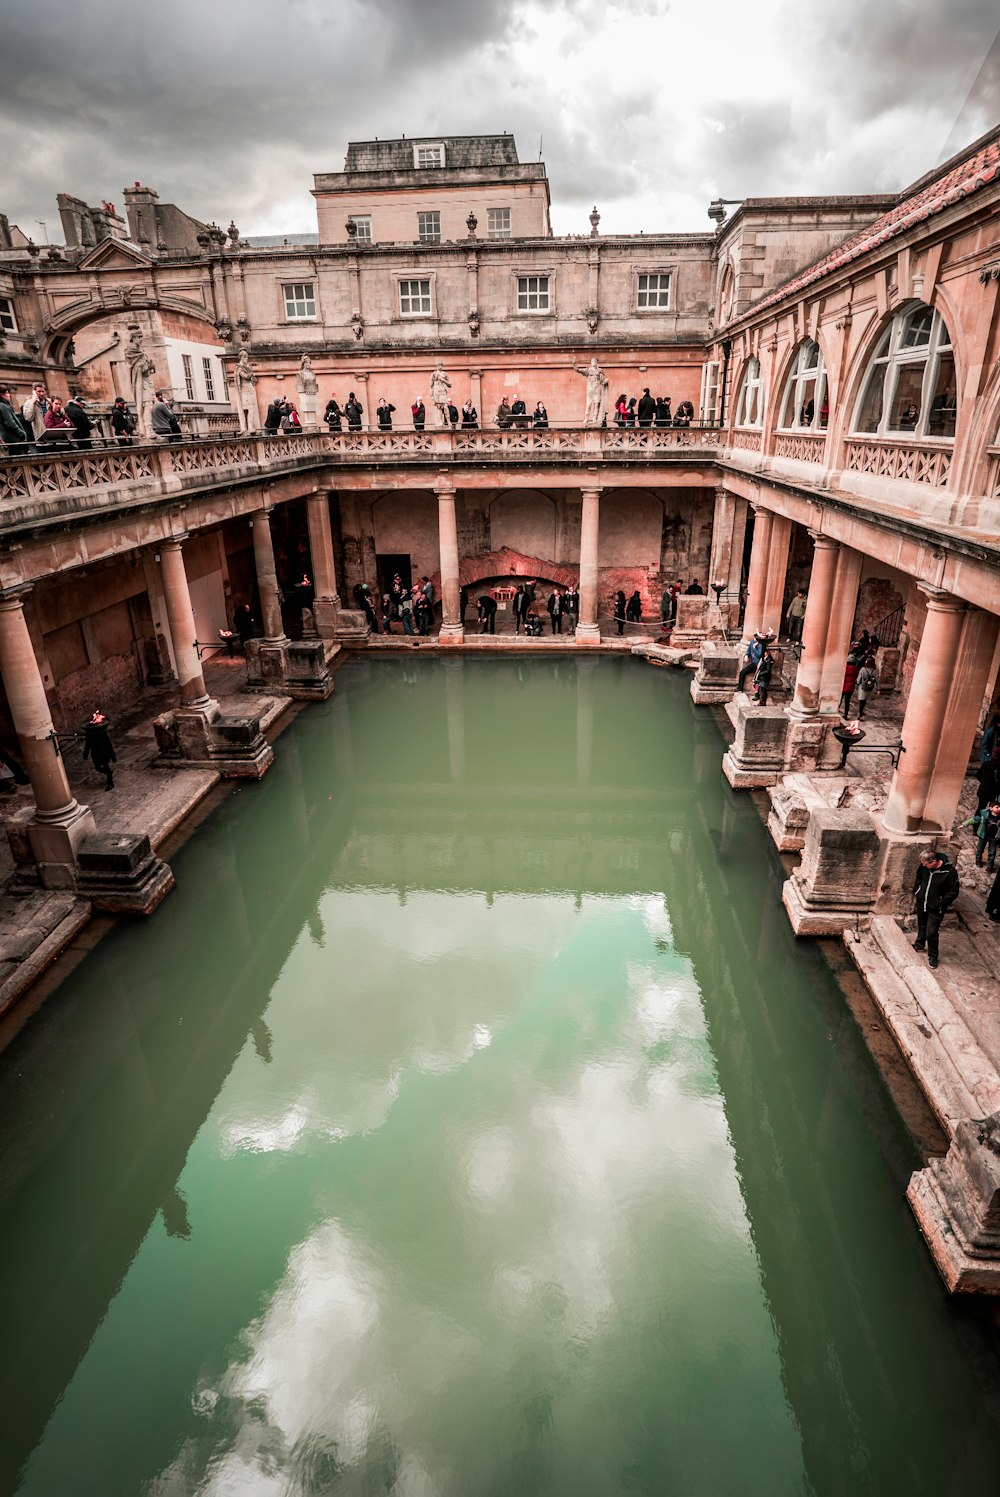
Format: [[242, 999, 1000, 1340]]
[[908, 1118, 1000, 1294], [782, 807, 881, 935], [722, 697, 789, 788], [690, 643, 740, 705]]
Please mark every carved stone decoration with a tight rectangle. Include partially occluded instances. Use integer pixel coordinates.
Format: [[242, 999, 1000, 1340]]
[[26, 240, 40, 259], [351, 310, 364, 341], [233, 348, 259, 431], [124, 322, 156, 440], [236, 316, 251, 343], [215, 317, 233, 344], [227, 220, 240, 248], [572, 356, 609, 427], [589, 206, 601, 237], [296, 354, 319, 428], [430, 362, 452, 427], [585, 306, 599, 334], [466, 212, 478, 239], [468, 308, 481, 338], [345, 217, 358, 241]]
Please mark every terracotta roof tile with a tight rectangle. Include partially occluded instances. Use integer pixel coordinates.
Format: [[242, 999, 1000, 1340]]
[[734, 137, 1000, 323]]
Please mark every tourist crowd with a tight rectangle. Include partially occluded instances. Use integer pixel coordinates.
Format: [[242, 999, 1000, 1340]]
[[0, 383, 186, 452]]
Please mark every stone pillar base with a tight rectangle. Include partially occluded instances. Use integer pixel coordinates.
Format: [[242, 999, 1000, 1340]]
[[314, 601, 370, 644], [154, 704, 274, 779], [438, 622, 465, 645], [25, 801, 98, 890], [782, 807, 881, 935], [690, 643, 740, 705], [573, 622, 601, 646], [722, 699, 789, 788], [76, 832, 175, 915], [869, 824, 938, 916], [908, 1120, 1000, 1294], [245, 639, 332, 699], [671, 595, 710, 649]]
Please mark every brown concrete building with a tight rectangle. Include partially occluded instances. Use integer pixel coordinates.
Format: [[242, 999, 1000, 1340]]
[[2, 127, 1000, 1288]]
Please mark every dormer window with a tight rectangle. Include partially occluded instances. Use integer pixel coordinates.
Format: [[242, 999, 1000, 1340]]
[[415, 143, 444, 169]]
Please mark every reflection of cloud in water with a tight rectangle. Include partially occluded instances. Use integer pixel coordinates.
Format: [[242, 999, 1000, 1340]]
[[160, 934, 761, 1496], [214, 894, 572, 1157]]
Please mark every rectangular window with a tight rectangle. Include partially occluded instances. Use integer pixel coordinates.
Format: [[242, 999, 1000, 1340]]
[[283, 282, 316, 320], [416, 144, 444, 169], [202, 357, 216, 401], [399, 278, 432, 316], [637, 273, 671, 309], [487, 207, 511, 240], [0, 296, 16, 334], [417, 211, 441, 244], [517, 275, 550, 312], [181, 354, 195, 401], [353, 215, 372, 244]]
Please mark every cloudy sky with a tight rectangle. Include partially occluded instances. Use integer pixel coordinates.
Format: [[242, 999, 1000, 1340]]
[[3, 0, 998, 243]]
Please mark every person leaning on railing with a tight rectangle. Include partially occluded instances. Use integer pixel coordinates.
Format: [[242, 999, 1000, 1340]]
[[41, 397, 76, 447], [0, 385, 30, 456]]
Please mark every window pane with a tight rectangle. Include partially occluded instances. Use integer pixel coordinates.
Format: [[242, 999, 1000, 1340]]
[[927, 352, 957, 437], [354, 216, 372, 244], [283, 283, 315, 318], [400, 279, 431, 314], [637, 273, 670, 308], [855, 364, 884, 434], [901, 306, 933, 348], [417, 212, 440, 242], [182, 355, 194, 401], [487, 208, 510, 239], [517, 275, 549, 311], [803, 341, 820, 370], [202, 357, 215, 401], [0, 297, 15, 333], [797, 374, 817, 426], [889, 362, 925, 431]]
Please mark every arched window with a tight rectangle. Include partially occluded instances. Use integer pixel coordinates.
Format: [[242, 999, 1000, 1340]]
[[718, 263, 734, 326], [853, 305, 956, 440], [735, 357, 763, 428], [779, 340, 828, 430]]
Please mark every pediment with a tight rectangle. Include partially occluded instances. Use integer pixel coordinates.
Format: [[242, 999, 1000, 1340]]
[[77, 238, 155, 272]]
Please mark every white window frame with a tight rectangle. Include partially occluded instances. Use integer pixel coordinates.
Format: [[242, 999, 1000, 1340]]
[[417, 211, 441, 244], [700, 360, 721, 425], [852, 304, 956, 441], [487, 207, 511, 240], [282, 282, 317, 321], [415, 142, 445, 169], [516, 274, 551, 314], [353, 214, 372, 245], [0, 296, 16, 334], [735, 356, 763, 428], [202, 357, 216, 401], [181, 354, 195, 401], [778, 339, 828, 431], [637, 272, 672, 310], [398, 277, 433, 317]]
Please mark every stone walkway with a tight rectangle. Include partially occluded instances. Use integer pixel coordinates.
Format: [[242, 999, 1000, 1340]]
[[0, 650, 293, 1023]]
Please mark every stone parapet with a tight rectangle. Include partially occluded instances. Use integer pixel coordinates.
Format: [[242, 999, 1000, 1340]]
[[782, 807, 881, 934], [722, 698, 788, 788], [690, 643, 740, 704]]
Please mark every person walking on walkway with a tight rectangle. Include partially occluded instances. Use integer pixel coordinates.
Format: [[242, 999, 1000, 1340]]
[[82, 708, 117, 791], [513, 584, 528, 635], [855, 654, 879, 718], [840, 651, 861, 716], [912, 848, 959, 970], [787, 589, 807, 643], [965, 801, 1000, 870], [547, 588, 564, 634], [614, 590, 627, 636]]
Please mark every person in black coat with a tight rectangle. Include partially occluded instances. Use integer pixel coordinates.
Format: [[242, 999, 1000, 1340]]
[[912, 849, 960, 969], [325, 398, 343, 432], [513, 584, 529, 635], [532, 402, 549, 429], [264, 398, 285, 435], [411, 400, 425, 431], [65, 397, 94, 449], [654, 396, 671, 427], [110, 397, 134, 446], [233, 602, 254, 647], [637, 388, 656, 427], [461, 401, 478, 429], [977, 752, 1000, 811], [376, 398, 395, 431], [614, 590, 627, 635], [447, 402, 460, 429], [753, 650, 774, 705], [477, 594, 498, 634], [344, 393, 363, 430], [0, 387, 29, 454], [547, 588, 564, 634], [626, 590, 642, 622], [82, 709, 117, 790]]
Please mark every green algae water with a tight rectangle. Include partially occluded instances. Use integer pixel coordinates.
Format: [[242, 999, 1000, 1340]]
[[2, 656, 1000, 1497]]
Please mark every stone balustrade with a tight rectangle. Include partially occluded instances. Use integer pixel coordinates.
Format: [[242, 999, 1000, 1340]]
[[773, 431, 826, 463], [844, 437, 952, 488]]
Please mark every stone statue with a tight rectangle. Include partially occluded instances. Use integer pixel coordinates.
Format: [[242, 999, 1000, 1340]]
[[573, 356, 609, 428], [430, 362, 452, 427], [296, 354, 319, 429], [233, 348, 259, 432], [124, 323, 156, 440]]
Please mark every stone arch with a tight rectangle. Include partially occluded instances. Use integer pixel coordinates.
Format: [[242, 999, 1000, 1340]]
[[41, 290, 219, 366], [457, 548, 579, 593], [488, 490, 557, 560]]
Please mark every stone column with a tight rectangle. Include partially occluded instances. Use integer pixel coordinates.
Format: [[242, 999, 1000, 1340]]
[[707, 486, 747, 629], [436, 481, 463, 641], [0, 587, 96, 883], [250, 509, 288, 644], [923, 606, 1000, 834], [883, 589, 971, 835], [790, 533, 839, 716], [576, 486, 602, 644], [817, 545, 863, 715], [306, 492, 341, 638], [741, 505, 774, 640], [159, 537, 213, 708], [760, 514, 792, 638]]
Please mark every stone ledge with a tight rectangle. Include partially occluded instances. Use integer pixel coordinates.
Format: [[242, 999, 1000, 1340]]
[[907, 1167, 1000, 1294], [0, 898, 92, 1022]]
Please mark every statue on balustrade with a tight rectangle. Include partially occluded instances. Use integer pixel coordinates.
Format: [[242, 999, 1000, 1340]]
[[124, 323, 156, 440], [296, 354, 319, 429], [573, 356, 609, 428], [430, 363, 452, 428], [233, 348, 259, 432]]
